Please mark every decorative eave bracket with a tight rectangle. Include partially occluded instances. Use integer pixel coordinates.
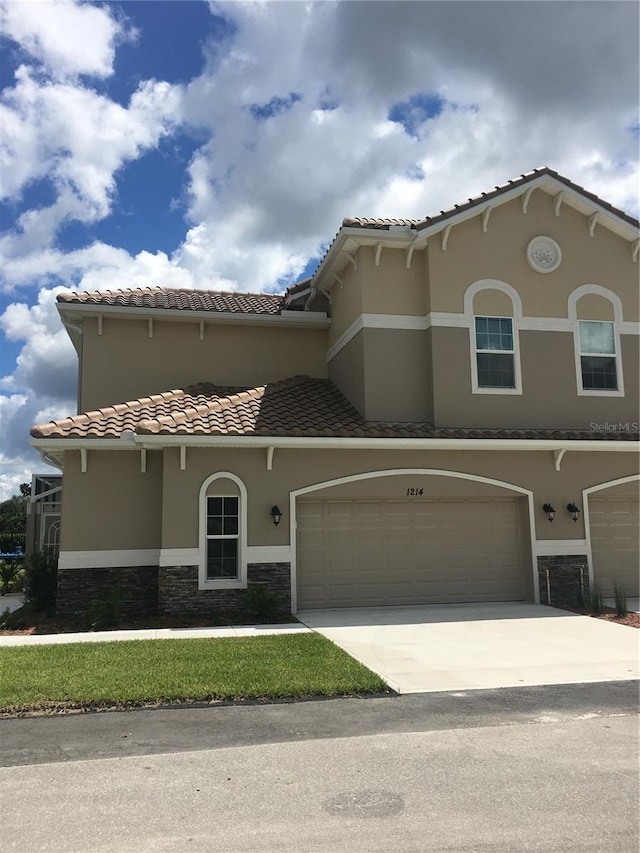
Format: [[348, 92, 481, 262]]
[[588, 212, 599, 237], [481, 206, 493, 233], [554, 192, 564, 217], [441, 225, 452, 251], [553, 448, 566, 472], [374, 242, 383, 266], [522, 187, 534, 214]]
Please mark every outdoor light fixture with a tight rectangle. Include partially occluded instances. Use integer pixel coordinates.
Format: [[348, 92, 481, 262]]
[[567, 503, 580, 522], [542, 503, 556, 522], [270, 505, 282, 527]]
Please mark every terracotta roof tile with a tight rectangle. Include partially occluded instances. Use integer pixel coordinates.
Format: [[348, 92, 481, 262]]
[[57, 287, 284, 315], [30, 377, 639, 442]]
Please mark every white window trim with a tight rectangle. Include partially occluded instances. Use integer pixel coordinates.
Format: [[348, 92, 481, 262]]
[[569, 285, 625, 398], [198, 472, 248, 590], [464, 280, 523, 395]]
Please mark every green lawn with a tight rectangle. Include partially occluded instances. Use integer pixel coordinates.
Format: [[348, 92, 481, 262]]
[[0, 633, 388, 714]]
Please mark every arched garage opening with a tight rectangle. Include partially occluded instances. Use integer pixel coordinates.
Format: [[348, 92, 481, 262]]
[[290, 470, 535, 612], [584, 475, 639, 599]]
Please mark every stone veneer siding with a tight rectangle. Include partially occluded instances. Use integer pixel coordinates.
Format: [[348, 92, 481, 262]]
[[56, 566, 159, 618], [158, 563, 292, 617], [537, 555, 590, 610]]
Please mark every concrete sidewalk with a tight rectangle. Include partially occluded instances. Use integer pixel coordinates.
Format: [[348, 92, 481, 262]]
[[0, 623, 311, 647]]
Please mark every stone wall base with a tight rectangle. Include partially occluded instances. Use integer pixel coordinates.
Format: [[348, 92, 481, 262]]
[[537, 555, 590, 610], [158, 563, 292, 617], [56, 566, 159, 618], [56, 562, 292, 620]]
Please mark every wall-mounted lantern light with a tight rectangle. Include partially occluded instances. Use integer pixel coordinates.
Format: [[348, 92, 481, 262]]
[[567, 503, 580, 522], [542, 503, 556, 522], [270, 505, 282, 527]]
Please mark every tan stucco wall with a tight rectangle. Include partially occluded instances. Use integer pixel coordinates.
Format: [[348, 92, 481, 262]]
[[327, 259, 363, 345], [359, 246, 429, 317], [79, 317, 328, 411], [155, 445, 638, 549], [60, 450, 162, 551], [576, 294, 615, 321], [329, 328, 433, 422], [426, 190, 639, 319], [362, 328, 432, 422], [328, 332, 366, 416], [431, 327, 639, 429], [328, 246, 430, 346]]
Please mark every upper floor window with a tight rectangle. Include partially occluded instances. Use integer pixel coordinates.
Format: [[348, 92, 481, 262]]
[[578, 321, 617, 391], [474, 316, 515, 389]]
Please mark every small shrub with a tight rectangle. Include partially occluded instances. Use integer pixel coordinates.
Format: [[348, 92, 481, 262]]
[[85, 586, 121, 630], [24, 548, 58, 612], [244, 586, 282, 623], [0, 560, 21, 595], [590, 582, 604, 615], [612, 580, 628, 618], [0, 606, 12, 628]]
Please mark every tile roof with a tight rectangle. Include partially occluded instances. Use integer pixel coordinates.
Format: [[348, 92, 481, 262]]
[[342, 166, 640, 232], [31, 377, 638, 442], [57, 287, 284, 315]]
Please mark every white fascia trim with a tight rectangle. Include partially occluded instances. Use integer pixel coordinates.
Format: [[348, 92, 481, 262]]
[[246, 545, 292, 563], [533, 539, 589, 556], [159, 548, 199, 566], [57, 302, 329, 329], [33, 436, 640, 453], [58, 549, 160, 570]]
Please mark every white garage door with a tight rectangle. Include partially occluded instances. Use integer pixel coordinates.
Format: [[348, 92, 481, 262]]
[[589, 497, 639, 597], [297, 498, 527, 609]]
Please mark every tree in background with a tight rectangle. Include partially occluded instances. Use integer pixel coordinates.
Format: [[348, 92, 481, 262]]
[[0, 483, 30, 554]]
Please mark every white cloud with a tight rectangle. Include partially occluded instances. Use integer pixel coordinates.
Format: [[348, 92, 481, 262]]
[[0, 68, 182, 245], [0, 0, 127, 80]]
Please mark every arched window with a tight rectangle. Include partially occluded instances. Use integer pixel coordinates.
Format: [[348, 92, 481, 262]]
[[568, 285, 624, 397], [198, 472, 248, 590], [464, 280, 523, 395]]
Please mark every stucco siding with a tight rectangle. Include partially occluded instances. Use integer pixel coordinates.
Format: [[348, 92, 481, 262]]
[[59, 450, 163, 551], [79, 317, 328, 411], [426, 190, 639, 319], [431, 326, 639, 429]]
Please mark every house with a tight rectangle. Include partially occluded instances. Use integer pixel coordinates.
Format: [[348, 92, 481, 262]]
[[30, 167, 639, 618]]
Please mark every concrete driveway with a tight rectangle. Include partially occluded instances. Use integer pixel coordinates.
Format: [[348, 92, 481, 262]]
[[298, 602, 640, 694]]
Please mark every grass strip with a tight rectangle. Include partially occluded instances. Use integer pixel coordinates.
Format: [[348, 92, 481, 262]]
[[0, 633, 388, 714]]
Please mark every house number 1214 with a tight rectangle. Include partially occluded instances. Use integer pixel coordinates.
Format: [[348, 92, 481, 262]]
[[406, 488, 424, 496]]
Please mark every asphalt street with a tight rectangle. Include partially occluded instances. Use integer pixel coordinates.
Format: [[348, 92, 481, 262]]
[[1, 681, 638, 852]]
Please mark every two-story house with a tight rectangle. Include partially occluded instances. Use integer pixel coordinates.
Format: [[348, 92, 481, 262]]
[[30, 167, 639, 618]]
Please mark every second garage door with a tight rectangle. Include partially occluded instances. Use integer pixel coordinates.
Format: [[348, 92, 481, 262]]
[[297, 497, 528, 609], [589, 497, 639, 598]]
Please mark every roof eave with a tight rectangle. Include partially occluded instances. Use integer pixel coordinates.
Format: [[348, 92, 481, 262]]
[[30, 435, 639, 452]]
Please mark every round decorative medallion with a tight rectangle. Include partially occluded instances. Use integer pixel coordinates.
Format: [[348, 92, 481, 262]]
[[527, 236, 562, 273]]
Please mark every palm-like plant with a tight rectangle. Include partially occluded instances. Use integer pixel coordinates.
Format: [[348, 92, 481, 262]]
[[0, 559, 20, 595]]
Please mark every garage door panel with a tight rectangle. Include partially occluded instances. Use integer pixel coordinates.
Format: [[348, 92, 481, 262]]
[[590, 497, 639, 597], [297, 497, 527, 609]]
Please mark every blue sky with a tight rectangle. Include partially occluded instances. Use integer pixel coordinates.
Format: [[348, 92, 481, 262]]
[[0, 0, 638, 499]]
